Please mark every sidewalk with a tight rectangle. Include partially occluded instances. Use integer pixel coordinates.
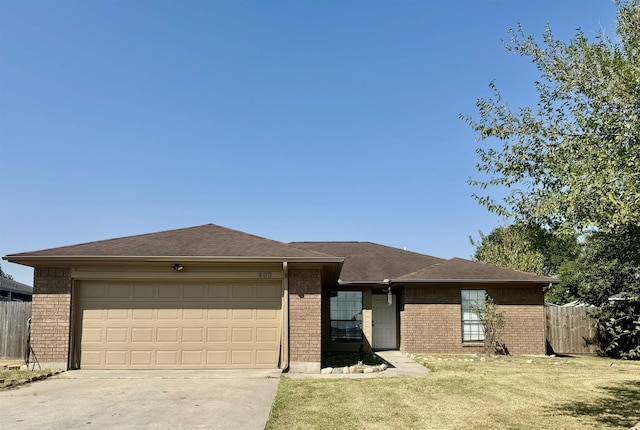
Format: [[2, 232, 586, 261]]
[[285, 350, 429, 379], [376, 350, 430, 376]]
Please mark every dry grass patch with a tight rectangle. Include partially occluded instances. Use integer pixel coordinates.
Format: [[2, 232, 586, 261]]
[[0, 360, 61, 390], [267, 355, 640, 430]]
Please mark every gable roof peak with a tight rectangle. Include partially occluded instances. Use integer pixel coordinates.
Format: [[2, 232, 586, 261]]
[[4, 223, 336, 261]]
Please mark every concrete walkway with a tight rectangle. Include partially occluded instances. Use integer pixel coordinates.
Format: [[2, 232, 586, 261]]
[[376, 350, 430, 376], [286, 350, 429, 379]]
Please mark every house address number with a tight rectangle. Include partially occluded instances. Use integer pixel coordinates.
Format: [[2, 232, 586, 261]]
[[258, 271, 273, 279]]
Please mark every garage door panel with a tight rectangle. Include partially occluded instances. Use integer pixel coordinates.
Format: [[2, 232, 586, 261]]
[[231, 350, 253, 365], [108, 284, 131, 298], [231, 284, 253, 298], [183, 309, 205, 319], [106, 328, 128, 342], [181, 350, 204, 365], [158, 309, 179, 320], [82, 350, 103, 366], [256, 350, 278, 365], [256, 327, 278, 342], [131, 350, 153, 365], [206, 350, 228, 365], [157, 351, 179, 365], [207, 309, 229, 319], [157, 328, 179, 342], [158, 285, 181, 298], [183, 284, 206, 298], [182, 327, 204, 342], [132, 309, 154, 320], [78, 281, 282, 369], [131, 328, 154, 343], [133, 284, 155, 298], [207, 328, 228, 342], [257, 284, 280, 299]]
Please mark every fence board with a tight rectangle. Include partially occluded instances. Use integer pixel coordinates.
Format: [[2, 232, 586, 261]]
[[545, 305, 598, 354], [0, 302, 32, 359]]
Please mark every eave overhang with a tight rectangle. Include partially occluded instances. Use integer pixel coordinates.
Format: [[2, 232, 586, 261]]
[[3, 255, 344, 266]]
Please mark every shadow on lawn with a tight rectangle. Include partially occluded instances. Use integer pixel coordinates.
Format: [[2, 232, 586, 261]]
[[552, 380, 640, 428]]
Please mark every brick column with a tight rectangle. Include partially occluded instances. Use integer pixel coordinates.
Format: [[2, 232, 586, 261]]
[[288, 269, 322, 373], [31, 268, 72, 370]]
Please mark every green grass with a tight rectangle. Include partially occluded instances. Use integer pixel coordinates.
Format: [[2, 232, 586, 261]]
[[267, 354, 640, 430]]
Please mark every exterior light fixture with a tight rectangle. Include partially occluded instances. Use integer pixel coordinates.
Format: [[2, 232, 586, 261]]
[[172, 263, 184, 272]]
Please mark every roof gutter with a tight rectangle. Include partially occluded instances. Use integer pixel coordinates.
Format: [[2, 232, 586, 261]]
[[393, 278, 560, 285], [3, 255, 344, 266], [339, 278, 559, 285]]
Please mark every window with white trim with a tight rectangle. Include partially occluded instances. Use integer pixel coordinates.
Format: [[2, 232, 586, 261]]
[[461, 289, 486, 342], [330, 291, 363, 342]]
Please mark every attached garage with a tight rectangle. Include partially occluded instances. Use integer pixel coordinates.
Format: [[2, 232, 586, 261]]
[[75, 280, 283, 369], [3, 224, 343, 372]]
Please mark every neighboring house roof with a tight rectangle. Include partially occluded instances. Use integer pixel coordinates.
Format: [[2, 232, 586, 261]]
[[5, 224, 340, 263], [0, 276, 33, 298], [397, 258, 558, 283], [288, 241, 443, 283]]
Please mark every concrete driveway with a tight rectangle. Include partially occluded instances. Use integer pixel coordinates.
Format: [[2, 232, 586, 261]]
[[0, 369, 281, 430]]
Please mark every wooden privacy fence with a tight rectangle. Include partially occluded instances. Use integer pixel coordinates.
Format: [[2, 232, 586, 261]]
[[0, 301, 31, 359], [545, 305, 599, 354]]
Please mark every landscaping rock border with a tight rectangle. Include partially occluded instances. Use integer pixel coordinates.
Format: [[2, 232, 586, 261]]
[[320, 363, 388, 374]]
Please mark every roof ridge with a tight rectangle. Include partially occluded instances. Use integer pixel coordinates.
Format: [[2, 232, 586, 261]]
[[6, 224, 222, 256]]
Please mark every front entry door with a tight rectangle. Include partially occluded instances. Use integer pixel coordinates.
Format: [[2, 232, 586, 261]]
[[372, 294, 397, 349]]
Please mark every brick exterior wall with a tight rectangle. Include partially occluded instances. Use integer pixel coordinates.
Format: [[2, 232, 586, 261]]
[[31, 268, 72, 366], [288, 269, 322, 365], [400, 285, 545, 355]]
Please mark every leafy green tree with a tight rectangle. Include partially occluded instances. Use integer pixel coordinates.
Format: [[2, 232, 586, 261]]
[[559, 225, 640, 307], [0, 264, 14, 280], [471, 224, 545, 274], [464, 1, 640, 357], [462, 0, 640, 236], [592, 296, 640, 359], [471, 222, 578, 277]]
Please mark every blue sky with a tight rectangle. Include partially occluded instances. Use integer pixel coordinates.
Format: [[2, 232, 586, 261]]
[[1, 1, 618, 285]]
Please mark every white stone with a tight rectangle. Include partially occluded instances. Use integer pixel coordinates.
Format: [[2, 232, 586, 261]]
[[363, 367, 374, 373], [526, 359, 533, 364], [379, 363, 388, 371], [342, 366, 349, 374], [320, 367, 334, 374]]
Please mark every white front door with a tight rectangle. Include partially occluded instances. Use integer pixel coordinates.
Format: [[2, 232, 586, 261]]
[[372, 294, 397, 349]]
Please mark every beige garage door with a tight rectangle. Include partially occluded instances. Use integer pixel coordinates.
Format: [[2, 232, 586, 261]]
[[77, 281, 282, 369]]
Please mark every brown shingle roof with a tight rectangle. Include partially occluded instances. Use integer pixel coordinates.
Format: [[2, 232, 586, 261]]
[[397, 258, 558, 283], [6, 224, 332, 259], [289, 241, 444, 282]]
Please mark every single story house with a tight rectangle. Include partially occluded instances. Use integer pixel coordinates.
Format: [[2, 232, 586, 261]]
[[0, 276, 33, 301], [3, 224, 557, 372]]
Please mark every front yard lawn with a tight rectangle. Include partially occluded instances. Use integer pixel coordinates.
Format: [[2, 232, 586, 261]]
[[267, 354, 640, 430]]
